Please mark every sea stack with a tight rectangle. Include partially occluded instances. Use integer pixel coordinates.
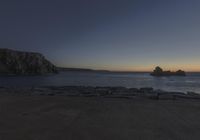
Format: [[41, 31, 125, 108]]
[[151, 66, 186, 76], [0, 48, 58, 74]]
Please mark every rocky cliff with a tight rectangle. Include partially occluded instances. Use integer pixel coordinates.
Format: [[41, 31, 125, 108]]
[[0, 48, 58, 74]]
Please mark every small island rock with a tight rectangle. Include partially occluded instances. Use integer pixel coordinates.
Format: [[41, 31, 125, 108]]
[[151, 66, 186, 76]]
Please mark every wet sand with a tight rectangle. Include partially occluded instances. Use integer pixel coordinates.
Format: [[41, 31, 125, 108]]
[[0, 95, 200, 140]]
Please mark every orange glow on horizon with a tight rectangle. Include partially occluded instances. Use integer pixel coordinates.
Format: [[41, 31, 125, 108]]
[[91, 65, 200, 72], [62, 62, 200, 72]]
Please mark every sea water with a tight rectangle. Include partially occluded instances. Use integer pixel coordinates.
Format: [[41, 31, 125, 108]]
[[0, 71, 200, 93]]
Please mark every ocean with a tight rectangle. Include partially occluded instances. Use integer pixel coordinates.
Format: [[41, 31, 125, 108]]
[[0, 71, 200, 93]]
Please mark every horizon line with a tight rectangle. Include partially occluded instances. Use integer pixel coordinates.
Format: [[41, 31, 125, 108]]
[[58, 66, 200, 73]]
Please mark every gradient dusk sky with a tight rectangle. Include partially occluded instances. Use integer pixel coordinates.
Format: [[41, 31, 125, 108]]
[[1, 0, 200, 71]]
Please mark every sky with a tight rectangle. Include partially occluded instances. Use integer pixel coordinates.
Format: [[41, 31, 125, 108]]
[[1, 0, 200, 71]]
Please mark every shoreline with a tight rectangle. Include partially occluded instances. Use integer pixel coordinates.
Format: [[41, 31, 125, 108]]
[[1, 86, 200, 100]]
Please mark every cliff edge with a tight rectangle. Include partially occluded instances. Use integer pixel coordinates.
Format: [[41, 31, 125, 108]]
[[0, 48, 58, 74]]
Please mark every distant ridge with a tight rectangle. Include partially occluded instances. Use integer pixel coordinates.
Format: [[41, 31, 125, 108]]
[[58, 67, 145, 73], [58, 67, 110, 73]]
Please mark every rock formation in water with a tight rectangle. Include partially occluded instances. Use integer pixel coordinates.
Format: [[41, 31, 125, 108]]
[[151, 66, 186, 76], [0, 48, 58, 74]]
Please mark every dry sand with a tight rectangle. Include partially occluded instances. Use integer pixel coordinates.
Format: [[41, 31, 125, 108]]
[[0, 96, 200, 140]]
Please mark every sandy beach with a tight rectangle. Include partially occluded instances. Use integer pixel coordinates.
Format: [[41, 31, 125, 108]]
[[1, 87, 200, 140]]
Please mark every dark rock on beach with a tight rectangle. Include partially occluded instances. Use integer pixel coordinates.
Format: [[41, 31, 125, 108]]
[[0, 48, 58, 74], [1, 86, 200, 100], [140, 87, 154, 93]]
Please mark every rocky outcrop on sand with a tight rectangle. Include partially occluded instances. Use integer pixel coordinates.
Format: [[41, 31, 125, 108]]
[[0, 48, 57, 74], [151, 66, 186, 76], [1, 86, 200, 100]]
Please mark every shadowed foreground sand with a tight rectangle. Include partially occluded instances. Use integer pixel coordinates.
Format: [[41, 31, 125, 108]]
[[0, 96, 200, 140]]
